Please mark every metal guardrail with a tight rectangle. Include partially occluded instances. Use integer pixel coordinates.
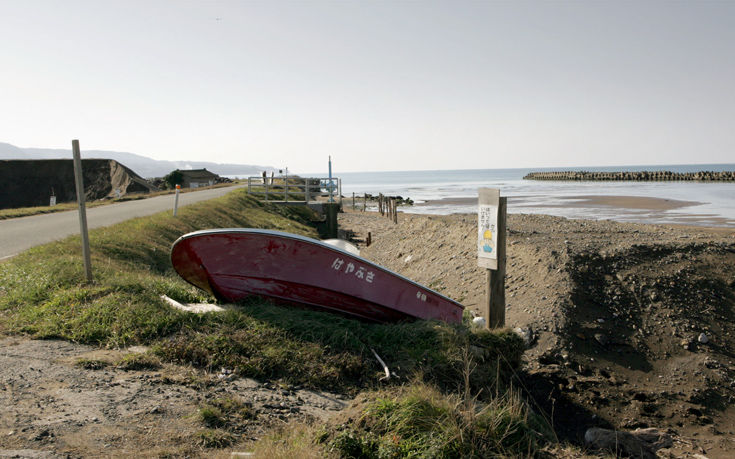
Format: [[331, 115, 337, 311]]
[[246, 176, 342, 204]]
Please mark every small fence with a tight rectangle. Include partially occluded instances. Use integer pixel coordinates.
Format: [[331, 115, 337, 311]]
[[246, 176, 342, 204]]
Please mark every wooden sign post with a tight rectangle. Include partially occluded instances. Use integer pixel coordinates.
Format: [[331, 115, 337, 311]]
[[173, 184, 181, 216], [72, 139, 93, 283], [477, 188, 506, 328]]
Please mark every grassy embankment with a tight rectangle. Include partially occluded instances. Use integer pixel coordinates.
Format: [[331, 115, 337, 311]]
[[0, 188, 548, 456]]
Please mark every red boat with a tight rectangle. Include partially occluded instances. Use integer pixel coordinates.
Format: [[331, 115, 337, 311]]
[[170, 229, 464, 323]]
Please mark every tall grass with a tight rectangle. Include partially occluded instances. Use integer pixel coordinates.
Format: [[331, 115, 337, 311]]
[[249, 382, 551, 458], [323, 383, 549, 458]]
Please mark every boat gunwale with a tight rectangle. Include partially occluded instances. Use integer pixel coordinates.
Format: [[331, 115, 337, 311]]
[[171, 228, 464, 311]]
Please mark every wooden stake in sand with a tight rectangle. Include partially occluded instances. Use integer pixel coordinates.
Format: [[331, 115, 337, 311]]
[[477, 188, 506, 328]]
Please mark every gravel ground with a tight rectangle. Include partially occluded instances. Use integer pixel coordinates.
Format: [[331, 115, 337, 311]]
[[0, 338, 346, 457]]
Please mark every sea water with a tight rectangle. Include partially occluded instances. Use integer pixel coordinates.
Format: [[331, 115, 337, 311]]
[[334, 164, 735, 227]]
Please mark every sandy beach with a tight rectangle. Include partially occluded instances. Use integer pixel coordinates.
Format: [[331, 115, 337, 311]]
[[339, 208, 735, 456]]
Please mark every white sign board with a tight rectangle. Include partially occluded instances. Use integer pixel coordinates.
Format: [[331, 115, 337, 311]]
[[477, 188, 500, 270]]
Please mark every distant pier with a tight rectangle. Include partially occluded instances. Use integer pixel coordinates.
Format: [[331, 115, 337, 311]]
[[523, 170, 735, 182]]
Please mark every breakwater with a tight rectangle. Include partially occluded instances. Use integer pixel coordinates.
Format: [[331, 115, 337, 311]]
[[523, 170, 735, 182]]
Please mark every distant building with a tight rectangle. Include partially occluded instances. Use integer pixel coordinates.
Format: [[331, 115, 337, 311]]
[[179, 168, 220, 188]]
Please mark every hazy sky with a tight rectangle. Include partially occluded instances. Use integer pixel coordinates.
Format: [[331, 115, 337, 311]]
[[1, 0, 733, 173]]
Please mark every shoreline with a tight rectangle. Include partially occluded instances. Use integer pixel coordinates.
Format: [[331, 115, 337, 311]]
[[410, 194, 735, 229], [415, 194, 700, 211]]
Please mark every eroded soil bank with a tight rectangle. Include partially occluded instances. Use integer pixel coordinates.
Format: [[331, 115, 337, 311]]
[[339, 209, 735, 458]]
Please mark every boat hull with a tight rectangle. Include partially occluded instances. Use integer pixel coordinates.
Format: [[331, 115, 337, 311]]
[[170, 229, 463, 323]]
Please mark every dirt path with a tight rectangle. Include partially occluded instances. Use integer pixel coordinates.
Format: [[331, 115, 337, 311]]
[[339, 209, 735, 458], [0, 338, 346, 457]]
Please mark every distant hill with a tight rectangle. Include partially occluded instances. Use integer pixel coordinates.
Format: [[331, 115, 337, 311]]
[[0, 142, 275, 178]]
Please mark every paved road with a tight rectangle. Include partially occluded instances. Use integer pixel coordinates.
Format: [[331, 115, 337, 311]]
[[0, 185, 246, 260]]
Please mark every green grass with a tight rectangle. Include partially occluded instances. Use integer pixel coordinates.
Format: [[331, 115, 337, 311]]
[[0, 188, 523, 395], [321, 383, 549, 458], [0, 190, 317, 342], [250, 383, 551, 458], [152, 301, 524, 394]]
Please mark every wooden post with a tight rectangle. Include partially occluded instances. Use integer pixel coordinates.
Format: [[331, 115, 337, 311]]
[[304, 178, 310, 202], [352, 192, 355, 210], [393, 199, 398, 224], [265, 178, 269, 201], [478, 189, 506, 329], [173, 184, 181, 216], [366, 231, 372, 246], [72, 140, 93, 283], [324, 203, 339, 238], [486, 197, 506, 328]]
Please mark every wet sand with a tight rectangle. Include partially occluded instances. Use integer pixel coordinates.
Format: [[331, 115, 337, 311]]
[[413, 194, 735, 228], [540, 195, 702, 211], [416, 194, 700, 211]]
